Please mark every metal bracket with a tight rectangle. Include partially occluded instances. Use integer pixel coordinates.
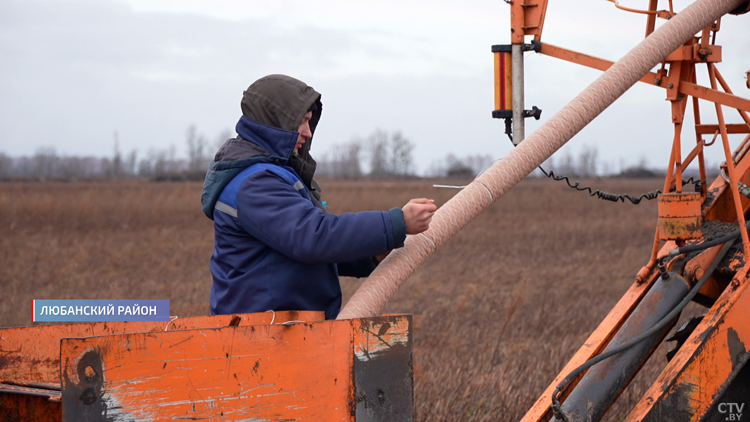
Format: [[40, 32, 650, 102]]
[[524, 106, 543, 120], [526, 40, 542, 53], [492, 106, 542, 120], [491, 41, 541, 53]]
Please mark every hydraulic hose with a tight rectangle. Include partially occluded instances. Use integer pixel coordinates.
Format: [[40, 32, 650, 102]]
[[551, 237, 736, 421], [668, 223, 748, 257]]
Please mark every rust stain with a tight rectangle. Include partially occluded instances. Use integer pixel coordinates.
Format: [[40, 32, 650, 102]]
[[228, 315, 242, 326], [726, 327, 747, 371], [0, 389, 62, 422]]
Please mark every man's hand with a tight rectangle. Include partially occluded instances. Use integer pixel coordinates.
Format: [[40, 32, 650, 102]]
[[402, 198, 437, 235]]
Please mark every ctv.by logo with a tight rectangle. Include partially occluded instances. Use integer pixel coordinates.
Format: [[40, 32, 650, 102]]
[[718, 402, 745, 421]]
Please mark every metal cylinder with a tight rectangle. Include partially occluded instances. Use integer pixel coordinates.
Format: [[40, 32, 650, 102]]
[[551, 273, 691, 422], [511, 43, 524, 145]]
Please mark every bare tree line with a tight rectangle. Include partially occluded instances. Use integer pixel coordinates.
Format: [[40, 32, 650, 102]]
[[539, 143, 600, 178], [0, 126, 228, 181], [316, 129, 416, 179], [425, 153, 496, 178], [2, 127, 653, 181], [0, 126, 421, 181], [425, 144, 659, 179]]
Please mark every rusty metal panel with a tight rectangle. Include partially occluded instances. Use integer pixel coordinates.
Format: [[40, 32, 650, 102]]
[[0, 382, 61, 422], [0, 311, 323, 384], [353, 315, 413, 422], [60, 315, 413, 422], [658, 192, 703, 240]]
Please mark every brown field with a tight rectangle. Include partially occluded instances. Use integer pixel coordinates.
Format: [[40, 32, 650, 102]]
[[0, 177, 707, 421]]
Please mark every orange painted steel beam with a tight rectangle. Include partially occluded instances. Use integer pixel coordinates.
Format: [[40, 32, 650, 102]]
[[625, 273, 750, 421], [645, 0, 658, 35], [511, 0, 549, 43], [0, 311, 323, 385], [510, 0, 524, 44], [680, 80, 750, 113], [539, 43, 660, 85], [708, 63, 750, 267], [663, 44, 721, 63], [60, 315, 412, 422], [713, 66, 750, 126], [681, 139, 705, 172], [690, 78, 708, 196], [695, 123, 749, 134], [539, 43, 750, 113]]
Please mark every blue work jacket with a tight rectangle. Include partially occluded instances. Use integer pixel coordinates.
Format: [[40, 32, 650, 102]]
[[202, 117, 406, 319]]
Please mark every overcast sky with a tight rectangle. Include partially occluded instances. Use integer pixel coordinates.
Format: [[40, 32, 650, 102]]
[[1, 0, 748, 175]]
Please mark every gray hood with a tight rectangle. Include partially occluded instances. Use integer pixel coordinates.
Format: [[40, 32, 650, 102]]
[[241, 75, 323, 196]]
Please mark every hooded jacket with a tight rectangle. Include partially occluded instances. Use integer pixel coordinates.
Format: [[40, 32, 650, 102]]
[[201, 75, 407, 319]]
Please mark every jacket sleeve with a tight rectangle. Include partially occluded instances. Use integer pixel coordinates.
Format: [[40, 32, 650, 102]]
[[337, 257, 379, 278], [236, 169, 406, 265]]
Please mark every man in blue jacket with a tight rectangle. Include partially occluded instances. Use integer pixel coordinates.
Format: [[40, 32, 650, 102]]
[[201, 74, 436, 320]]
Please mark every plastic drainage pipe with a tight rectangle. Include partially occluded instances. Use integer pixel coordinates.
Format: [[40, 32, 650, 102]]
[[337, 0, 747, 320]]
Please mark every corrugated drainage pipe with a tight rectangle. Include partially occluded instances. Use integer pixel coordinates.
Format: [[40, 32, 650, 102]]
[[338, 0, 746, 320]]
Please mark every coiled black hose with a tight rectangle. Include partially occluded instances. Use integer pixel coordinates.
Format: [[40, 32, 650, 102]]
[[537, 167, 701, 204], [551, 237, 736, 421], [504, 128, 699, 204], [537, 166, 663, 204]]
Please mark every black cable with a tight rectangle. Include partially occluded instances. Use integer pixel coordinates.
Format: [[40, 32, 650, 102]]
[[550, 237, 736, 421], [538, 166, 663, 204], [502, 124, 699, 204], [538, 167, 701, 204]]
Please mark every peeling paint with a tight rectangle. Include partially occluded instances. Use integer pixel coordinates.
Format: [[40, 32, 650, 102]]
[[726, 327, 747, 371], [56, 315, 411, 421], [354, 320, 409, 362]]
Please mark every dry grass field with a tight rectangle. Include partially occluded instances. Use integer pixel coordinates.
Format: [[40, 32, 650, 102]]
[[0, 177, 708, 421]]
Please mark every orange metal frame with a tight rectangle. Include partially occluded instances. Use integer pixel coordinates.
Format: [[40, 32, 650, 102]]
[[0, 312, 414, 421], [512, 1, 750, 421]]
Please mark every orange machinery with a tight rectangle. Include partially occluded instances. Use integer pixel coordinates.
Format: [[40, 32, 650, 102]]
[[493, 1, 750, 421], [0, 312, 413, 421]]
